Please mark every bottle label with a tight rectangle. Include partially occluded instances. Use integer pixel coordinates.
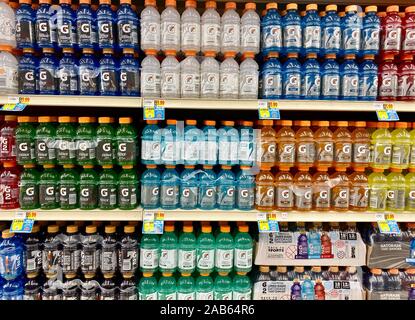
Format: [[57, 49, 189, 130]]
[[161, 71, 180, 96], [379, 74, 398, 97], [79, 185, 97, 208], [283, 25, 301, 48], [141, 140, 159, 162], [392, 144, 410, 165], [36, 20, 54, 44], [316, 141, 333, 162], [58, 22, 76, 47], [222, 23, 240, 48], [101, 247, 117, 272], [62, 247, 80, 272], [322, 27, 341, 49], [140, 248, 158, 269], [42, 248, 61, 274], [407, 190, 415, 210], [159, 292, 176, 300], [161, 22, 180, 47], [220, 72, 238, 97], [217, 185, 235, 208], [235, 248, 252, 268], [278, 142, 295, 164], [59, 185, 77, 206], [38, 66, 56, 93], [237, 186, 255, 209], [218, 141, 230, 162], [77, 21, 96, 46], [100, 69, 117, 93], [387, 189, 405, 210], [99, 185, 117, 207], [342, 75, 359, 97], [313, 185, 331, 209], [20, 182, 38, 207], [141, 21, 159, 47], [284, 73, 301, 96], [98, 21, 114, 46], [353, 143, 370, 163], [141, 71, 161, 95], [383, 25, 401, 51], [258, 141, 276, 164], [196, 291, 214, 300], [81, 247, 100, 271], [141, 185, 160, 207], [262, 73, 282, 97], [255, 185, 274, 208], [322, 75, 340, 96], [181, 72, 200, 97], [240, 72, 258, 97], [360, 75, 378, 98], [117, 139, 136, 163], [26, 246, 41, 273], [202, 140, 217, 163], [16, 20, 35, 46], [238, 140, 254, 163], [334, 142, 352, 163], [178, 249, 196, 271], [18, 69, 36, 93], [373, 143, 392, 165], [262, 25, 282, 49], [350, 186, 368, 208], [332, 186, 349, 209], [121, 247, 138, 272], [180, 186, 198, 208], [403, 29, 415, 51], [159, 248, 177, 269], [303, 26, 321, 49], [398, 73, 415, 98], [303, 74, 321, 97], [57, 139, 76, 161], [411, 145, 415, 166], [16, 138, 35, 163], [276, 186, 293, 209], [343, 27, 360, 51], [120, 68, 140, 94], [198, 186, 216, 209], [182, 22, 200, 47], [58, 68, 78, 94], [233, 290, 252, 300], [362, 27, 380, 51], [139, 292, 157, 300], [202, 23, 220, 48], [118, 22, 138, 46], [177, 292, 195, 300], [294, 186, 312, 209], [79, 66, 98, 94], [241, 24, 260, 50], [96, 138, 114, 163], [119, 185, 137, 207], [197, 249, 214, 270], [160, 185, 179, 207], [296, 142, 315, 164], [215, 249, 233, 268], [214, 292, 232, 300], [201, 72, 219, 96], [39, 183, 58, 206]]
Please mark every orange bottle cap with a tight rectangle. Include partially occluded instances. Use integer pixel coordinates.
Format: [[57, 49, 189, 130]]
[[280, 120, 292, 126], [386, 5, 399, 13], [225, 2, 236, 10], [337, 121, 348, 127], [185, 119, 197, 126], [306, 4, 317, 11], [395, 122, 408, 128], [377, 122, 389, 128], [222, 121, 235, 126], [166, 119, 177, 125], [185, 0, 196, 8], [287, 3, 298, 10], [326, 4, 337, 11], [365, 5, 377, 13], [204, 120, 216, 126], [317, 121, 329, 127], [266, 3, 277, 10], [287, 52, 298, 58], [245, 2, 256, 11], [205, 1, 216, 9]]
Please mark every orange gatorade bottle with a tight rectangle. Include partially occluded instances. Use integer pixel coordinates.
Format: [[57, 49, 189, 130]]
[[349, 167, 369, 211], [314, 121, 334, 168], [295, 120, 315, 168], [275, 166, 294, 211], [351, 121, 370, 169], [276, 120, 295, 168], [333, 121, 352, 169], [312, 166, 331, 211], [257, 120, 277, 168], [330, 167, 350, 211], [255, 167, 275, 211], [293, 165, 313, 211]]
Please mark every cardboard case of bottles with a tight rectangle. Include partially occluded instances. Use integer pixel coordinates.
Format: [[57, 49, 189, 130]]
[[254, 229, 366, 266]]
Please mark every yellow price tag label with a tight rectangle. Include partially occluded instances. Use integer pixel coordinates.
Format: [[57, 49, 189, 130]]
[[2, 104, 16, 110], [20, 97, 30, 104], [259, 220, 270, 231], [268, 101, 278, 109], [155, 212, 164, 220], [376, 110, 388, 120], [383, 103, 394, 110], [259, 108, 270, 119], [268, 213, 277, 221], [144, 107, 155, 119], [26, 211, 37, 220], [378, 221, 390, 233], [155, 99, 165, 107], [11, 219, 24, 230], [143, 221, 154, 233], [385, 214, 395, 221]]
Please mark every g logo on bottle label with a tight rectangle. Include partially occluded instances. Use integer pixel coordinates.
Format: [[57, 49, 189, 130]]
[[19, 143, 28, 152], [121, 188, 129, 197], [281, 189, 290, 199], [205, 188, 214, 197], [384, 146, 392, 155], [102, 143, 111, 152], [46, 186, 54, 196], [120, 72, 127, 82], [101, 23, 110, 33], [81, 188, 90, 197], [240, 189, 249, 198], [26, 187, 35, 196], [305, 190, 311, 200], [119, 143, 127, 152], [339, 190, 348, 199], [122, 24, 131, 34], [38, 142, 46, 152], [152, 187, 159, 196], [25, 71, 34, 81], [227, 188, 234, 197], [60, 24, 69, 34], [39, 22, 48, 33], [166, 187, 174, 197], [320, 190, 328, 199], [81, 23, 90, 33], [101, 189, 109, 197]]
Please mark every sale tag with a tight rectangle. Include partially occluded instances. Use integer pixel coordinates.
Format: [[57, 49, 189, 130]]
[[374, 102, 399, 121], [143, 99, 165, 120], [142, 211, 164, 234], [258, 100, 280, 120], [377, 213, 401, 234], [257, 212, 279, 233], [1, 103, 27, 112], [10, 212, 36, 233]]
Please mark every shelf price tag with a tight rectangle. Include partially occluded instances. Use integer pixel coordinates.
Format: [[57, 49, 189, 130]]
[[377, 213, 401, 235], [142, 210, 164, 234], [257, 212, 279, 233], [10, 211, 36, 233], [374, 102, 399, 121], [143, 99, 165, 120], [1, 97, 30, 112], [258, 100, 280, 120]]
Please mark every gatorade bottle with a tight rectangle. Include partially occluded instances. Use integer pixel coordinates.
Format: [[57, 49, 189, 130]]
[[161, 119, 179, 165], [282, 53, 301, 99], [198, 165, 217, 210], [214, 273, 232, 300], [178, 224, 196, 274], [333, 121, 352, 169], [158, 273, 177, 300], [177, 274, 195, 300], [59, 164, 78, 210], [183, 120, 202, 166], [386, 167, 406, 211], [81, 225, 100, 278], [201, 120, 217, 166], [38, 164, 58, 209], [201, 1, 220, 54], [302, 4, 320, 55], [340, 54, 359, 100], [118, 165, 138, 210], [140, 0, 160, 52], [233, 273, 251, 300], [349, 167, 369, 211], [98, 165, 117, 210], [120, 225, 138, 278], [96, 0, 115, 50], [196, 274, 214, 300], [352, 121, 370, 169], [221, 2, 240, 54], [218, 121, 238, 166], [181, 0, 200, 53], [196, 224, 215, 274], [314, 121, 333, 167], [56, 0, 76, 49], [141, 120, 161, 165], [116, 117, 137, 167], [119, 48, 140, 96], [141, 165, 160, 209], [397, 54, 415, 101], [381, 6, 402, 55], [180, 52, 200, 98], [120, 277, 137, 300], [78, 48, 99, 95], [75, 117, 96, 166], [116, 0, 138, 50], [57, 48, 78, 95], [42, 224, 62, 278], [201, 51, 220, 98], [18, 48, 38, 94], [257, 120, 276, 168], [359, 55, 378, 100], [275, 166, 294, 211], [160, 165, 180, 209], [411, 123, 415, 169], [403, 6, 415, 55], [321, 5, 341, 55], [216, 166, 235, 210], [96, 117, 115, 166], [0, 115, 17, 162], [215, 225, 233, 274], [378, 54, 398, 101], [362, 6, 380, 55], [331, 167, 350, 211], [261, 3, 281, 55], [140, 51, 161, 98], [219, 52, 239, 99], [35, 0, 57, 49], [180, 165, 198, 210], [260, 53, 282, 99], [79, 165, 98, 210], [241, 2, 260, 54], [321, 54, 340, 100], [371, 122, 392, 170], [76, 0, 97, 50], [0, 230, 24, 280], [301, 53, 321, 99], [236, 166, 255, 210], [100, 225, 118, 276], [294, 166, 312, 211], [55, 116, 76, 166], [276, 120, 295, 168], [62, 224, 81, 277], [234, 225, 253, 274], [368, 168, 387, 211], [238, 121, 255, 166], [161, 0, 180, 53], [38, 48, 58, 94], [405, 168, 415, 211], [158, 223, 177, 274], [161, 51, 180, 98], [19, 164, 39, 210], [24, 224, 41, 277], [99, 48, 118, 95], [35, 116, 56, 166], [138, 273, 157, 300], [391, 122, 410, 169], [295, 120, 315, 167], [0, 162, 19, 209], [341, 5, 361, 55], [16, 0, 36, 49], [255, 167, 274, 211], [139, 233, 159, 274], [282, 3, 301, 54], [239, 52, 259, 99], [312, 166, 330, 211]]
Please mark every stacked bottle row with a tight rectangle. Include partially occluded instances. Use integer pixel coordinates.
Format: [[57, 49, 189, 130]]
[[365, 269, 415, 294]]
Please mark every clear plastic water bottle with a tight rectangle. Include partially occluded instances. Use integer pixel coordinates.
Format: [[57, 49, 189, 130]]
[[183, 120, 202, 165], [78, 48, 99, 95], [217, 166, 236, 210], [76, 0, 97, 50], [221, 1, 240, 54], [119, 48, 140, 96], [361, 6, 380, 55], [238, 121, 255, 166], [161, 0, 180, 53], [0, 49, 17, 95], [260, 52, 282, 99], [18, 48, 38, 94], [161, 119, 180, 165], [283, 3, 302, 54], [321, 53, 340, 100], [219, 52, 239, 99], [340, 54, 359, 100], [161, 51, 180, 98], [140, 51, 161, 98], [301, 52, 320, 99], [180, 51, 200, 98], [177, 274, 195, 300], [201, 51, 219, 98], [282, 52, 301, 99], [35, 0, 57, 49], [117, 0, 139, 50], [236, 166, 255, 210], [180, 165, 198, 210], [56, 0, 76, 49], [241, 2, 260, 54], [99, 48, 118, 96], [201, 0, 220, 54], [140, 0, 160, 52], [140, 165, 160, 209], [141, 120, 161, 165], [201, 120, 217, 166], [218, 121, 238, 166], [160, 165, 180, 210], [139, 233, 159, 274], [159, 223, 177, 274], [341, 5, 362, 56], [37, 48, 58, 94], [359, 54, 378, 100], [0, 230, 24, 280], [261, 3, 282, 56], [15, 0, 36, 49], [58, 48, 79, 95], [321, 5, 341, 55], [239, 52, 259, 99], [178, 224, 196, 274], [198, 165, 217, 209], [302, 4, 320, 55], [96, 0, 115, 50], [181, 0, 200, 53]]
